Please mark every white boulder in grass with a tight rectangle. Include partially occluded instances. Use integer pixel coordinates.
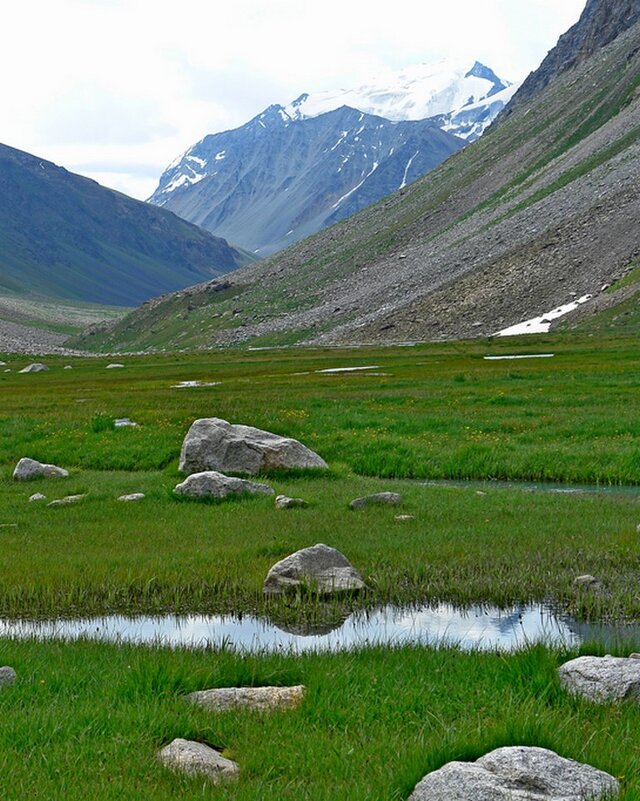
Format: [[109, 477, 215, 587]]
[[19, 363, 48, 373], [158, 739, 239, 783], [264, 543, 366, 595], [186, 685, 305, 712], [558, 654, 640, 703], [179, 417, 328, 476], [174, 470, 274, 500], [408, 746, 619, 800], [13, 458, 68, 480]]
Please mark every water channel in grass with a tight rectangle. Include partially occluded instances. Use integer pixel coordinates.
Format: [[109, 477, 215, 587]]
[[1, 603, 639, 653], [419, 479, 640, 496]]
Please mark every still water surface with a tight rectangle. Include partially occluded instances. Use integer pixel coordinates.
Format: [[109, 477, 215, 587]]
[[1, 603, 638, 653]]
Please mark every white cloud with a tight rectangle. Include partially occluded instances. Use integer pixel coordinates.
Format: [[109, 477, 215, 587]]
[[1, 0, 586, 199]]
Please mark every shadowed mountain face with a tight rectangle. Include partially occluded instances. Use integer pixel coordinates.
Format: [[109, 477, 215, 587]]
[[0, 144, 250, 307], [76, 0, 640, 352], [149, 106, 465, 256]]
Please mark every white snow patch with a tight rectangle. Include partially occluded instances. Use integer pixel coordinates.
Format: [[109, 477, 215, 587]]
[[215, 151, 226, 161], [316, 365, 380, 374], [332, 161, 379, 208], [187, 155, 206, 167], [331, 131, 350, 151], [496, 295, 593, 336], [400, 150, 419, 189], [483, 354, 555, 361]]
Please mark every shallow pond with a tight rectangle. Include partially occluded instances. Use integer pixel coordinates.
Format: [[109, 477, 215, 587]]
[[1, 603, 638, 653]]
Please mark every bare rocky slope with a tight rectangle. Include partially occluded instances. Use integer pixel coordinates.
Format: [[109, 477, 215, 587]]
[[75, 0, 640, 352]]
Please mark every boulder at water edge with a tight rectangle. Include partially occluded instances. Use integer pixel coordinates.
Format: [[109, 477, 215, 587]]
[[174, 470, 274, 500], [264, 543, 366, 595], [186, 685, 305, 712], [179, 417, 328, 476], [13, 458, 68, 480], [158, 738, 239, 783], [408, 746, 619, 801], [559, 654, 640, 702]]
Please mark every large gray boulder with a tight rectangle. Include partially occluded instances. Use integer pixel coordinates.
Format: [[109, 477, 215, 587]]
[[186, 685, 305, 712], [0, 666, 17, 687], [264, 543, 366, 595], [179, 417, 328, 476], [174, 470, 274, 500], [13, 458, 68, 480], [158, 738, 239, 783], [408, 746, 619, 800], [559, 655, 640, 703]]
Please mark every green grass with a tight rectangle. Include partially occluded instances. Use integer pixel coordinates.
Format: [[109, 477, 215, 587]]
[[0, 639, 638, 800]]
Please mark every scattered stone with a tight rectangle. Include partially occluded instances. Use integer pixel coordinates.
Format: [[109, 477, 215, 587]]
[[63, 365, 73, 370], [114, 418, 138, 427], [0, 666, 17, 687], [172, 380, 221, 388], [0, 523, 18, 529], [29, 493, 47, 502], [13, 457, 69, 480], [0, 361, 5, 366], [117, 493, 145, 502], [106, 363, 125, 369], [179, 417, 328, 476], [18, 363, 48, 373], [47, 494, 86, 508], [275, 494, 308, 509], [559, 655, 640, 703], [573, 574, 602, 591], [476, 491, 487, 496], [408, 745, 619, 801], [174, 471, 274, 500], [630, 653, 640, 660], [158, 738, 239, 784], [186, 685, 305, 712], [350, 492, 403, 509], [264, 543, 366, 596], [394, 514, 415, 521], [636, 523, 640, 534]]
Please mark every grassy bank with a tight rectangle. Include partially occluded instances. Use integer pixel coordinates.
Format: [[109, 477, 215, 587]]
[[0, 639, 638, 800]]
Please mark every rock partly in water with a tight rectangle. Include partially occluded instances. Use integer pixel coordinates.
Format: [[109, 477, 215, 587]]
[[174, 471, 274, 500], [275, 494, 308, 509], [158, 738, 239, 783], [117, 493, 146, 502], [350, 492, 403, 509], [408, 745, 619, 801], [186, 685, 305, 712], [19, 363, 48, 373], [13, 458, 69, 480], [0, 666, 17, 687], [28, 493, 47, 502], [264, 543, 366, 596], [47, 494, 87, 508], [559, 654, 640, 703], [179, 417, 328, 476]]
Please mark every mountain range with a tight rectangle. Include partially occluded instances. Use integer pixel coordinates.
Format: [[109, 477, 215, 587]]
[[0, 144, 251, 307], [83, 0, 640, 352], [149, 60, 514, 255]]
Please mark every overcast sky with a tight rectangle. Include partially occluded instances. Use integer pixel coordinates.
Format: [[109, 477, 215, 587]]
[[1, 0, 586, 200]]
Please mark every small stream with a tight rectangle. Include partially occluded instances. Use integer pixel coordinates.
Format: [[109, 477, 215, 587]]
[[419, 478, 640, 496], [1, 603, 638, 653]]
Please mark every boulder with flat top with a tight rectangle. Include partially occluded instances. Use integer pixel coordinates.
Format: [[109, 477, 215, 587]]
[[264, 543, 365, 595]]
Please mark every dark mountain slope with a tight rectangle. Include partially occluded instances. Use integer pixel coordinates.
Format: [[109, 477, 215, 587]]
[[76, 0, 640, 351], [509, 0, 640, 110], [0, 144, 250, 306]]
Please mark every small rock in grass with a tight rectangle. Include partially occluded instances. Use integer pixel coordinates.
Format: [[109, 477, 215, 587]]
[[0, 666, 17, 687], [408, 745, 619, 800], [630, 653, 640, 660], [174, 471, 274, 500], [114, 417, 138, 427], [636, 523, 640, 534], [106, 363, 125, 369], [476, 491, 487, 496], [63, 365, 73, 370], [275, 494, 308, 509], [158, 738, 239, 783], [186, 685, 305, 712], [0, 361, 5, 366], [264, 543, 366, 595], [19, 363, 48, 373], [350, 492, 403, 509], [117, 493, 145, 502], [559, 655, 640, 703], [13, 458, 69, 480], [573, 574, 602, 591], [28, 493, 47, 502], [47, 494, 86, 508], [394, 514, 415, 522]]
